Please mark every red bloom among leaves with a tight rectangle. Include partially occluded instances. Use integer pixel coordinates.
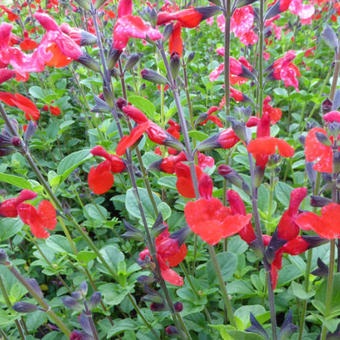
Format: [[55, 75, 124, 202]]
[[0, 92, 40, 120], [175, 162, 203, 198], [271, 50, 301, 91], [277, 187, 307, 240], [17, 200, 57, 239], [0, 190, 56, 239], [199, 106, 223, 128], [169, 22, 183, 57], [185, 175, 252, 245], [88, 146, 125, 194], [0, 68, 15, 84], [296, 203, 340, 239], [323, 110, 340, 123], [138, 228, 187, 286], [247, 137, 294, 169], [305, 127, 332, 173]]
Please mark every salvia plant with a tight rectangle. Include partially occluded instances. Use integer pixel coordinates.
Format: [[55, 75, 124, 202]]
[[0, 0, 339, 339]]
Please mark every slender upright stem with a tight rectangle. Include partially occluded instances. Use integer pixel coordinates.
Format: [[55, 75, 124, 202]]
[[3, 261, 71, 336], [223, 0, 231, 119], [0, 274, 26, 339], [330, 48, 340, 101], [208, 245, 236, 327], [258, 0, 265, 117], [182, 59, 195, 130]]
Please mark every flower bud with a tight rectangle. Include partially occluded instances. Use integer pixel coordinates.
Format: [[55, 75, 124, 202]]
[[77, 53, 101, 73], [311, 257, 328, 277], [170, 226, 191, 246], [218, 165, 251, 196], [61, 296, 82, 310], [163, 23, 174, 41], [23, 121, 37, 142], [170, 52, 180, 80], [137, 275, 155, 284], [0, 249, 8, 264], [198, 173, 213, 199], [227, 117, 249, 142], [141, 69, 168, 85], [79, 281, 88, 296], [11, 137, 21, 147], [122, 220, 144, 240], [310, 195, 331, 207], [26, 278, 43, 298], [150, 302, 166, 311], [149, 7, 158, 27], [254, 165, 265, 188], [322, 98, 333, 114], [165, 326, 179, 336], [107, 47, 122, 70], [315, 132, 331, 146], [13, 302, 38, 313], [186, 52, 195, 64], [89, 292, 101, 309], [92, 95, 111, 113], [124, 53, 143, 73], [174, 302, 183, 312]]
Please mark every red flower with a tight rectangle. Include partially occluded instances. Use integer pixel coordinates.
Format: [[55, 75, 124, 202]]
[[0, 5, 19, 22], [185, 176, 252, 245], [117, 0, 132, 18], [271, 50, 301, 91], [277, 187, 307, 240], [157, 6, 220, 28], [227, 190, 256, 244], [0, 190, 37, 218], [305, 127, 332, 173], [0, 92, 40, 120], [169, 22, 183, 57], [138, 228, 187, 286], [323, 110, 340, 123], [88, 146, 125, 194], [116, 121, 150, 156], [113, 15, 162, 51], [122, 104, 149, 123], [0, 68, 15, 84], [175, 162, 203, 198], [17, 200, 57, 239], [247, 137, 294, 169], [296, 203, 340, 239], [199, 106, 223, 127]]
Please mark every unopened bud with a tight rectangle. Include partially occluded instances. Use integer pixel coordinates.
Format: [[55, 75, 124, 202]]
[[149, 8, 157, 27], [174, 302, 183, 312], [163, 23, 174, 41], [141, 69, 168, 85], [11, 137, 21, 147], [107, 48, 122, 70], [198, 174, 213, 199], [61, 296, 82, 310], [0, 249, 8, 264], [165, 326, 179, 336], [315, 132, 331, 146], [254, 165, 265, 188], [310, 195, 331, 207], [13, 302, 38, 313], [150, 302, 166, 311], [89, 292, 101, 309], [79, 281, 88, 296], [218, 165, 251, 196], [77, 53, 101, 72], [124, 53, 143, 73], [227, 117, 248, 142], [137, 275, 155, 284], [186, 52, 195, 64], [322, 98, 333, 114], [170, 52, 180, 80]]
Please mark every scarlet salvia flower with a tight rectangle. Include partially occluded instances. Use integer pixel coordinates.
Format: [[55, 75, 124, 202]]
[[59, 23, 97, 46], [277, 187, 307, 240], [169, 22, 183, 57], [185, 176, 252, 245], [0, 92, 40, 120], [269, 50, 301, 91], [0, 69, 15, 84], [175, 162, 203, 198], [0, 5, 19, 22], [247, 137, 294, 170], [0, 190, 37, 218], [157, 6, 220, 28], [197, 127, 240, 152], [149, 152, 187, 174], [199, 106, 223, 128], [88, 146, 125, 194], [138, 228, 187, 286], [323, 111, 340, 123], [305, 127, 332, 173], [227, 190, 256, 244], [296, 203, 340, 239], [17, 200, 57, 239]]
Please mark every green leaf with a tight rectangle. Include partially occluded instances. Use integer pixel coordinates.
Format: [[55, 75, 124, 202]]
[[83, 203, 108, 221], [99, 245, 125, 277], [209, 325, 265, 340], [107, 319, 138, 337], [45, 235, 74, 254], [0, 172, 33, 190], [207, 252, 237, 283], [57, 149, 92, 182], [273, 88, 288, 97], [275, 182, 293, 208], [76, 251, 97, 264], [29, 86, 44, 99], [157, 201, 171, 220], [291, 281, 315, 300], [0, 218, 24, 241], [125, 187, 161, 224], [158, 176, 177, 190], [128, 95, 156, 119], [188, 130, 210, 142], [234, 305, 268, 330]]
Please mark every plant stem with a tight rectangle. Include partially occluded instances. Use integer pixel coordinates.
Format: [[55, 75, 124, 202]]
[[223, 0, 231, 119], [208, 245, 236, 327], [0, 274, 26, 339], [2, 260, 71, 336], [298, 171, 321, 340], [84, 300, 100, 340]]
